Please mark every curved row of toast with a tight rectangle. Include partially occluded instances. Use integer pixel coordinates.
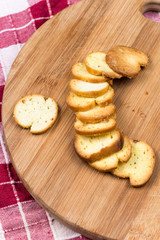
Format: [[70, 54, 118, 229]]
[[66, 46, 155, 187]]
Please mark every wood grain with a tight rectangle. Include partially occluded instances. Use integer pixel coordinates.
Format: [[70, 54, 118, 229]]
[[2, 0, 160, 239]]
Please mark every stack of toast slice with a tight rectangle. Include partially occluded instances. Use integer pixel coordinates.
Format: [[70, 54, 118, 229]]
[[66, 46, 155, 187]]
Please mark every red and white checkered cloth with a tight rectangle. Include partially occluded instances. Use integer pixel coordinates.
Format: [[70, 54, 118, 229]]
[[0, 1, 160, 239]]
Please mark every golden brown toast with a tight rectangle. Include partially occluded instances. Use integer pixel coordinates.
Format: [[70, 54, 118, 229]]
[[106, 46, 149, 78]]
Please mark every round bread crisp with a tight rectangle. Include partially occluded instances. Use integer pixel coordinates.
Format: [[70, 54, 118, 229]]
[[84, 52, 122, 79], [116, 135, 132, 163], [74, 117, 116, 136], [106, 46, 149, 78], [89, 135, 132, 171], [89, 154, 119, 172], [95, 86, 114, 106], [76, 103, 116, 123], [69, 79, 109, 98], [66, 92, 96, 112], [112, 140, 155, 187], [74, 129, 123, 162], [72, 62, 108, 83], [14, 94, 58, 134], [67, 86, 114, 113]]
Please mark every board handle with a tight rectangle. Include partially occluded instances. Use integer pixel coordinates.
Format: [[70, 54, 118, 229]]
[[138, 0, 160, 14]]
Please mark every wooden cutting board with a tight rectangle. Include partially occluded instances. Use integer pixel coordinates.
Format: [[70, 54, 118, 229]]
[[2, 0, 160, 239]]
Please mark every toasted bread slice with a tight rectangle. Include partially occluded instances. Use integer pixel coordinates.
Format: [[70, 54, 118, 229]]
[[72, 62, 113, 85], [96, 86, 114, 106], [74, 117, 116, 136], [89, 154, 119, 172], [84, 52, 122, 79], [67, 86, 114, 112], [72, 62, 109, 83], [76, 103, 116, 123], [89, 135, 132, 171], [112, 140, 155, 187], [74, 129, 122, 162], [106, 46, 149, 78], [66, 92, 95, 112], [70, 79, 109, 98], [14, 94, 58, 134], [116, 135, 132, 163]]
